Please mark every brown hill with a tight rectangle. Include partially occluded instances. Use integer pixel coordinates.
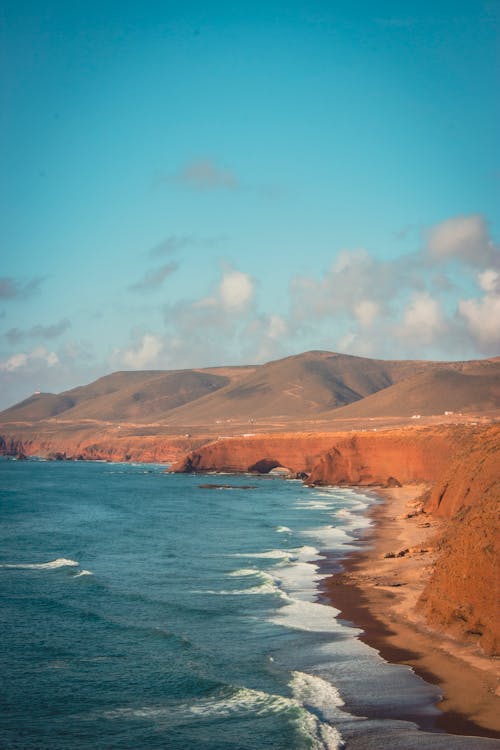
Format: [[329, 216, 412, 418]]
[[161, 351, 400, 424], [0, 367, 253, 424], [322, 360, 500, 419], [1, 351, 498, 427]]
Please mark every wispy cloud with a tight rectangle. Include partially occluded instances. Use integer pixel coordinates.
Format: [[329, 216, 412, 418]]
[[175, 159, 238, 191], [0, 276, 44, 300], [130, 262, 179, 292], [5, 318, 71, 345], [148, 236, 194, 258], [148, 234, 227, 258]]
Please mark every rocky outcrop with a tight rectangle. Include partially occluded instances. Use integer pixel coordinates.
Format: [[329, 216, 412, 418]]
[[0, 431, 208, 464], [174, 425, 467, 485], [305, 427, 463, 486], [172, 433, 343, 474], [418, 424, 500, 655]]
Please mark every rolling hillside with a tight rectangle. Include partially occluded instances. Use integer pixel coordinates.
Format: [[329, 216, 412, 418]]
[[0, 351, 498, 427], [321, 360, 500, 419], [0, 366, 253, 423]]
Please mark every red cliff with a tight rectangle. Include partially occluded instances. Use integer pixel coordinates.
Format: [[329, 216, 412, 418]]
[[0, 431, 206, 464], [171, 432, 346, 474], [174, 425, 467, 486], [419, 424, 500, 655]]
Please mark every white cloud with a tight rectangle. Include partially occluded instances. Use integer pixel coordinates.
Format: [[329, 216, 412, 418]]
[[267, 314, 288, 339], [354, 300, 379, 328], [458, 270, 500, 349], [120, 334, 163, 369], [0, 352, 28, 371], [219, 270, 254, 312], [425, 214, 497, 267], [478, 268, 500, 293], [290, 248, 415, 323], [0, 347, 59, 372], [396, 292, 446, 345]]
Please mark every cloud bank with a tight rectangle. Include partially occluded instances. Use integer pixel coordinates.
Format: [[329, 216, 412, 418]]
[[0, 212, 498, 410], [110, 213, 499, 376]]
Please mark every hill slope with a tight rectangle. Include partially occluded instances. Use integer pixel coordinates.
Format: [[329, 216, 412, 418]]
[[162, 351, 400, 424], [0, 351, 498, 426], [0, 367, 253, 424], [322, 360, 500, 419]]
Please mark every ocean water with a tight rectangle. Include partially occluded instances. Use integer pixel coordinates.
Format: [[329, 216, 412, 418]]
[[1, 459, 498, 750]]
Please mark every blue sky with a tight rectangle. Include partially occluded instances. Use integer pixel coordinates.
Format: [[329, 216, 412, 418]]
[[1, 0, 499, 407]]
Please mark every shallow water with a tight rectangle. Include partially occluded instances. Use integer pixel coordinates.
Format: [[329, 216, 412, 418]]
[[1, 459, 497, 749]]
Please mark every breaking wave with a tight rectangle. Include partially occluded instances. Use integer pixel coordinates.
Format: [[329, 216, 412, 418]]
[[0, 558, 79, 570], [104, 684, 343, 749]]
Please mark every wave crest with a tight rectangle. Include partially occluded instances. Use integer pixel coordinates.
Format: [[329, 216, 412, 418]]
[[0, 558, 79, 570]]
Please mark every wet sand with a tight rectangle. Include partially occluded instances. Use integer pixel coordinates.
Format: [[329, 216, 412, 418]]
[[324, 485, 500, 739]]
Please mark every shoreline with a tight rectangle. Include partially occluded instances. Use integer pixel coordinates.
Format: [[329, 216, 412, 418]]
[[323, 485, 500, 740]]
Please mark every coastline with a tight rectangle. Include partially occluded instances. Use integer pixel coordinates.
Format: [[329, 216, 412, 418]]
[[324, 485, 500, 739]]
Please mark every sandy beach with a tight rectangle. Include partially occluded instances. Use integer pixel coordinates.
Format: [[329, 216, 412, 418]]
[[325, 485, 500, 739]]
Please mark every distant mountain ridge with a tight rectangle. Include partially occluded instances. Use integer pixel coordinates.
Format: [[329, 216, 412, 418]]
[[1, 350, 499, 425]]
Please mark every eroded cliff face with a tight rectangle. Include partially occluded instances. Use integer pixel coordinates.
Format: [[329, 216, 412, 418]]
[[174, 426, 464, 486], [0, 432, 205, 464], [419, 424, 500, 655], [304, 428, 458, 486], [172, 433, 345, 475]]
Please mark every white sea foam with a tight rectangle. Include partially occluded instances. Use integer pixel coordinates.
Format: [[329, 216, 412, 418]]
[[301, 525, 354, 548], [74, 569, 93, 577], [105, 688, 290, 722], [333, 507, 371, 533], [313, 490, 345, 498], [0, 557, 79, 570], [335, 508, 354, 519], [229, 545, 322, 564], [276, 526, 292, 533], [198, 571, 287, 597], [104, 686, 343, 748], [272, 561, 326, 602], [294, 708, 343, 750], [228, 568, 261, 577], [230, 549, 293, 559], [270, 598, 360, 634], [290, 671, 344, 713], [294, 500, 335, 510], [291, 545, 322, 562]]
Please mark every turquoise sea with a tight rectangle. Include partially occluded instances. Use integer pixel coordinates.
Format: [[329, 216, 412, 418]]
[[1, 459, 498, 749]]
